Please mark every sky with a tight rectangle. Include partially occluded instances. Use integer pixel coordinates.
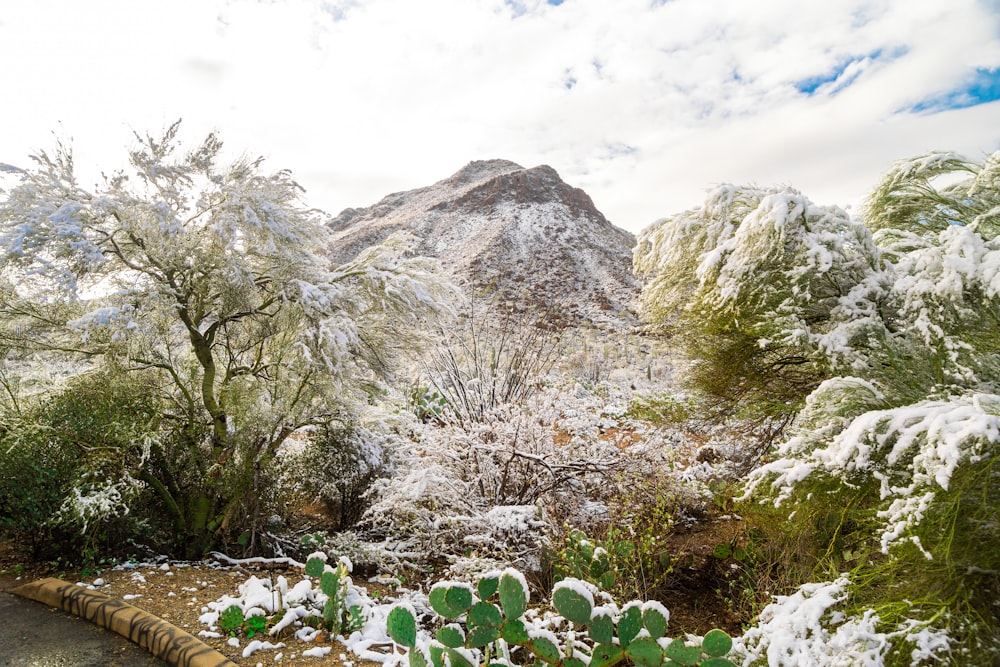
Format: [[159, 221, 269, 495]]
[[2, 0, 999, 234]]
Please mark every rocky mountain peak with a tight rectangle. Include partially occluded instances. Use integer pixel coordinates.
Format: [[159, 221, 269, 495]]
[[325, 160, 639, 329]]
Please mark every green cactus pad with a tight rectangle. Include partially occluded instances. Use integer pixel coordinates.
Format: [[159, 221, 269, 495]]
[[323, 597, 338, 623], [617, 604, 642, 647], [498, 572, 527, 619], [700, 659, 738, 667], [467, 601, 503, 628], [436, 625, 465, 649], [529, 636, 561, 664], [386, 606, 417, 648], [304, 557, 325, 578], [589, 613, 614, 645], [477, 575, 500, 600], [590, 643, 624, 667], [642, 606, 668, 639], [445, 648, 474, 667], [466, 625, 501, 648], [446, 585, 473, 613], [702, 629, 733, 657], [429, 585, 471, 618], [564, 659, 587, 667], [409, 645, 429, 667], [665, 639, 702, 666], [500, 619, 530, 644], [625, 637, 663, 667], [552, 584, 593, 625], [429, 644, 445, 667], [320, 571, 340, 597]]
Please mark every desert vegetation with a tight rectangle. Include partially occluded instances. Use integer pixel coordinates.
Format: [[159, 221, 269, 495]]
[[1, 125, 997, 665]]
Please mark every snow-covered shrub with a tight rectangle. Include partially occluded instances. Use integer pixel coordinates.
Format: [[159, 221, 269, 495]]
[[734, 577, 952, 666], [421, 299, 564, 427], [0, 412, 77, 555], [277, 419, 400, 531], [0, 370, 166, 563]]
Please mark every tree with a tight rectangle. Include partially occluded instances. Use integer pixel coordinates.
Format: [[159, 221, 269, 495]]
[[633, 183, 883, 422], [0, 122, 454, 557], [636, 150, 1000, 659]]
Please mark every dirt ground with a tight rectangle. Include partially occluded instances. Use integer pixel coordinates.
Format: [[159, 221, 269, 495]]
[[0, 517, 751, 667], [0, 549, 380, 667]]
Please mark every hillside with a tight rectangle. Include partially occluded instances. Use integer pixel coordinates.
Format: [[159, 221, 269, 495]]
[[326, 160, 639, 328]]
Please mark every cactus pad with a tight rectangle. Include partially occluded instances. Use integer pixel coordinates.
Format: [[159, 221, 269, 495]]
[[436, 624, 465, 648], [617, 603, 642, 647], [304, 556, 325, 578], [386, 605, 417, 647], [625, 637, 663, 667], [552, 582, 593, 625], [702, 629, 733, 657], [529, 636, 561, 664], [320, 571, 340, 597], [477, 574, 500, 600], [498, 572, 527, 619], [590, 643, 623, 667], [665, 638, 702, 666]]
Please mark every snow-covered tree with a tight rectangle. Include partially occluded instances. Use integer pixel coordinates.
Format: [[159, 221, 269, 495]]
[[637, 150, 1000, 660], [0, 122, 454, 557], [633, 183, 883, 420]]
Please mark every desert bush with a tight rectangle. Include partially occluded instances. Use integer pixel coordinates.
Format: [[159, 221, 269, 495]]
[[277, 419, 399, 532], [422, 299, 564, 427]]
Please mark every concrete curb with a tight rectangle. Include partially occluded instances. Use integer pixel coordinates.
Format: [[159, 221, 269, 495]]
[[11, 577, 237, 667]]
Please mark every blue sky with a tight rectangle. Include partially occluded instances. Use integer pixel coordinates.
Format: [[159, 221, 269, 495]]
[[2, 0, 999, 233]]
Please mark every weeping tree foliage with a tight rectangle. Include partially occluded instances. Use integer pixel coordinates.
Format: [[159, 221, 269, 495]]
[[0, 122, 454, 557], [637, 151, 1000, 661], [633, 183, 883, 420]]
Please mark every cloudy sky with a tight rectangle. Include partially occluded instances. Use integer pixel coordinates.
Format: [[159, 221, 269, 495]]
[[2, 0, 999, 233]]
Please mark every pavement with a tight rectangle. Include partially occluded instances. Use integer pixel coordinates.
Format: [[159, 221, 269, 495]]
[[0, 586, 165, 667]]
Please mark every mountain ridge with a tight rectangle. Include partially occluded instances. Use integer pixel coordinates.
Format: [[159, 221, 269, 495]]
[[326, 160, 639, 329]]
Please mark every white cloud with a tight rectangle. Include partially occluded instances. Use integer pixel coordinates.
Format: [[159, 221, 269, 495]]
[[2, 0, 999, 232]]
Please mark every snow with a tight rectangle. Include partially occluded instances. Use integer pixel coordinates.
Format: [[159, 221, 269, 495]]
[[733, 577, 951, 666]]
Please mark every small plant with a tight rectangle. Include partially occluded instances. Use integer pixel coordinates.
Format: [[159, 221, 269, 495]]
[[244, 614, 267, 638], [385, 568, 736, 667], [305, 555, 365, 635], [219, 604, 244, 636], [551, 529, 617, 590]]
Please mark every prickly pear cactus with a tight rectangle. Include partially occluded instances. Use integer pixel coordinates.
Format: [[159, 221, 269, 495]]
[[551, 579, 593, 625], [386, 605, 417, 648], [383, 566, 737, 667]]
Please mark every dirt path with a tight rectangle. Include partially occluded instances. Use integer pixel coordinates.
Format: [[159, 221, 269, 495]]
[[0, 573, 165, 667]]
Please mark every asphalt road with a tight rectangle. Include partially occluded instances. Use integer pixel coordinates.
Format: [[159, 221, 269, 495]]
[[0, 588, 165, 667]]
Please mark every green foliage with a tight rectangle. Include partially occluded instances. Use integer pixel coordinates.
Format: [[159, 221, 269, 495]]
[[409, 382, 448, 423], [550, 475, 679, 603], [385, 569, 736, 667], [219, 605, 244, 634], [310, 559, 363, 635], [244, 614, 266, 638], [626, 393, 692, 424], [0, 414, 76, 550]]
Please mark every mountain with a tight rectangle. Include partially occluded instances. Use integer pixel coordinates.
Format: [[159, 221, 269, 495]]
[[325, 160, 639, 328]]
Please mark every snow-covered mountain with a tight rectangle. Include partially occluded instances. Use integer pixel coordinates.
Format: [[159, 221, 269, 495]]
[[326, 160, 638, 328]]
